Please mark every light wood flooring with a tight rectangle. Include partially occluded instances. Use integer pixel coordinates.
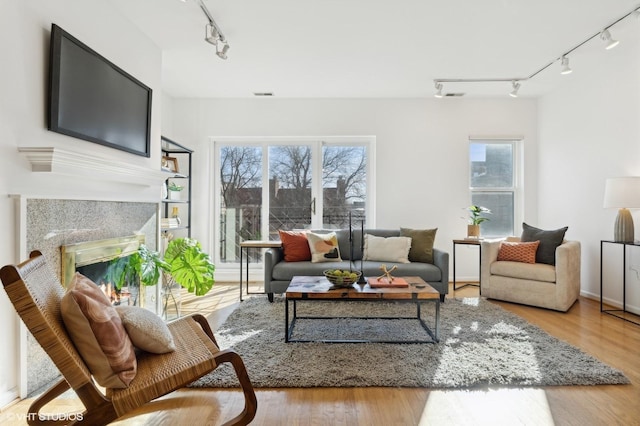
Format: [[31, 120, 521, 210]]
[[2, 281, 639, 425]]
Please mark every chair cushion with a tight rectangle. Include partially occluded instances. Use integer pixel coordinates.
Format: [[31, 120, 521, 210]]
[[521, 222, 568, 265], [61, 273, 137, 388], [116, 306, 176, 354], [497, 241, 539, 264], [491, 261, 556, 283], [363, 234, 411, 263], [307, 231, 342, 263], [400, 227, 437, 264], [279, 230, 311, 262]]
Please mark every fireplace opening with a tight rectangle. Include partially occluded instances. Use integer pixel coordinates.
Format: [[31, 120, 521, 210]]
[[77, 257, 138, 306], [61, 234, 146, 306]]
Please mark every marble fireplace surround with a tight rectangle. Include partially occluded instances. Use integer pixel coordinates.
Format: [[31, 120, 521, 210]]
[[13, 196, 160, 396]]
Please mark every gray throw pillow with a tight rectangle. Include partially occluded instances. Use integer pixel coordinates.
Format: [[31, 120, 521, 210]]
[[520, 223, 568, 265]]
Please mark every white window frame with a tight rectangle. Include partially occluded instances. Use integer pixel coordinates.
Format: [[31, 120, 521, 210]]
[[210, 136, 376, 280], [468, 137, 523, 238]]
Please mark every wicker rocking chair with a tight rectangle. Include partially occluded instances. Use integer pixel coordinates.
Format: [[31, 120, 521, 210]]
[[0, 251, 257, 425]]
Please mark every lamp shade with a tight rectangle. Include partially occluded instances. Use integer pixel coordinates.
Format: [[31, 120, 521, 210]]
[[603, 177, 640, 208]]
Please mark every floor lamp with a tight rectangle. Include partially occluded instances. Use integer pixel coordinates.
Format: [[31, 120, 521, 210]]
[[604, 177, 640, 243]]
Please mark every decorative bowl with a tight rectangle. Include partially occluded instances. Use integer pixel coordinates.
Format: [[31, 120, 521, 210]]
[[323, 269, 361, 287]]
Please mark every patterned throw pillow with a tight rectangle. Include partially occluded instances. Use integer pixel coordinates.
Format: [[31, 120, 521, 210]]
[[278, 230, 312, 262], [61, 273, 137, 388], [307, 231, 342, 263], [497, 241, 540, 264]]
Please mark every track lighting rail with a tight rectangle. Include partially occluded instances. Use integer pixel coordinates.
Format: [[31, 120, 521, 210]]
[[434, 6, 640, 97]]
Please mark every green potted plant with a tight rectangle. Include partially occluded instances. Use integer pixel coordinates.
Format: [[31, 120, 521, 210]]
[[467, 205, 491, 238], [168, 182, 184, 200], [110, 237, 215, 297]]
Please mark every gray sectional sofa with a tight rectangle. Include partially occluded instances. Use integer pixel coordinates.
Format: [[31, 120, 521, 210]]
[[264, 229, 449, 302]]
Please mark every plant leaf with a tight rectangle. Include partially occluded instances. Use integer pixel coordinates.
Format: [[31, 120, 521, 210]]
[[165, 238, 215, 296]]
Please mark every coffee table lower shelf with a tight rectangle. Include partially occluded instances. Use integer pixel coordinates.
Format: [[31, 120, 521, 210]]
[[285, 298, 440, 343]]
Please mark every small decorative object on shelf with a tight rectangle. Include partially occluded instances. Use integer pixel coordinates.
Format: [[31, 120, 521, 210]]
[[324, 269, 361, 288], [168, 182, 184, 200], [171, 207, 181, 225], [466, 205, 491, 239], [162, 156, 179, 173]]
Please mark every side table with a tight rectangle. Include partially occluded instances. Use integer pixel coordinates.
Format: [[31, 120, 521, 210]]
[[452, 239, 482, 291], [239, 240, 281, 301], [600, 240, 640, 325]]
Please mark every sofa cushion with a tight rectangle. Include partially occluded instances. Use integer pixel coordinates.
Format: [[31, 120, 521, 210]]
[[279, 230, 311, 262], [363, 234, 411, 263], [491, 261, 556, 283], [360, 261, 442, 283], [400, 227, 437, 264], [497, 241, 539, 264], [61, 273, 137, 388], [521, 223, 568, 265], [307, 231, 343, 262], [272, 260, 354, 281]]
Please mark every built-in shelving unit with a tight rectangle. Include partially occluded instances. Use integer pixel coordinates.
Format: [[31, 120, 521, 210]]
[[161, 136, 193, 237]]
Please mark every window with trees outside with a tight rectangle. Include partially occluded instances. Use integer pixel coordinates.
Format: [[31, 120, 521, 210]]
[[469, 139, 521, 238], [216, 138, 373, 266]]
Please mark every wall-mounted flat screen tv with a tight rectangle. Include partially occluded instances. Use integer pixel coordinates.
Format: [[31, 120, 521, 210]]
[[48, 24, 152, 157]]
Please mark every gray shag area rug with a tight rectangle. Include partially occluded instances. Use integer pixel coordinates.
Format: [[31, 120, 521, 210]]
[[189, 297, 629, 389]]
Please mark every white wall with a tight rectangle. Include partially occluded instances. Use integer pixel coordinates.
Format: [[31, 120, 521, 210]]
[[0, 1, 163, 406], [538, 23, 640, 313], [168, 97, 538, 280]]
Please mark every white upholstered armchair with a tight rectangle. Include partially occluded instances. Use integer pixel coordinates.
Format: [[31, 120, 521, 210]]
[[480, 237, 581, 312]]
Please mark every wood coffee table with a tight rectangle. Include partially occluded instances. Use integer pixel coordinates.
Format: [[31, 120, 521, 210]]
[[284, 275, 440, 343]]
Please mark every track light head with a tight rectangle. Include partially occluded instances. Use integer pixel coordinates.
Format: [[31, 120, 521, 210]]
[[434, 82, 443, 98], [205, 23, 219, 45], [560, 56, 572, 75], [509, 81, 521, 98], [216, 42, 230, 60], [601, 29, 619, 50]]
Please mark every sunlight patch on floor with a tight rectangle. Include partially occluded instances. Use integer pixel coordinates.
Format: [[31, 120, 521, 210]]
[[460, 297, 480, 306], [217, 329, 262, 346], [420, 388, 554, 425], [433, 338, 542, 386]]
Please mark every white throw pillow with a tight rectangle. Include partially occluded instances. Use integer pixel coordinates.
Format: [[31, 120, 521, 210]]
[[115, 305, 176, 354], [363, 234, 412, 263]]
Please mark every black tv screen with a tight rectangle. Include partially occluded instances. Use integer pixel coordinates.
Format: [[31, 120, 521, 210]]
[[48, 24, 152, 157]]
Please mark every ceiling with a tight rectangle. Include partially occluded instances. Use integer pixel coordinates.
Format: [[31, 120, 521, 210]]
[[108, 0, 639, 99]]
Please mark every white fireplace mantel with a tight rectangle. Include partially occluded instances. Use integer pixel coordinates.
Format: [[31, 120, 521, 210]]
[[18, 147, 171, 186]]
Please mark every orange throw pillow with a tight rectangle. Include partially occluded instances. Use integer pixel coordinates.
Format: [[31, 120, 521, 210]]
[[497, 241, 540, 264], [279, 230, 311, 262]]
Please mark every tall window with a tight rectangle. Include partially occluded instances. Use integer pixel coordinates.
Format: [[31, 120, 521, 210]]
[[469, 139, 520, 237], [216, 138, 373, 266]]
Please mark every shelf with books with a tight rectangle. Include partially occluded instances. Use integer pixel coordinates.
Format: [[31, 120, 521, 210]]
[[161, 136, 193, 237]]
